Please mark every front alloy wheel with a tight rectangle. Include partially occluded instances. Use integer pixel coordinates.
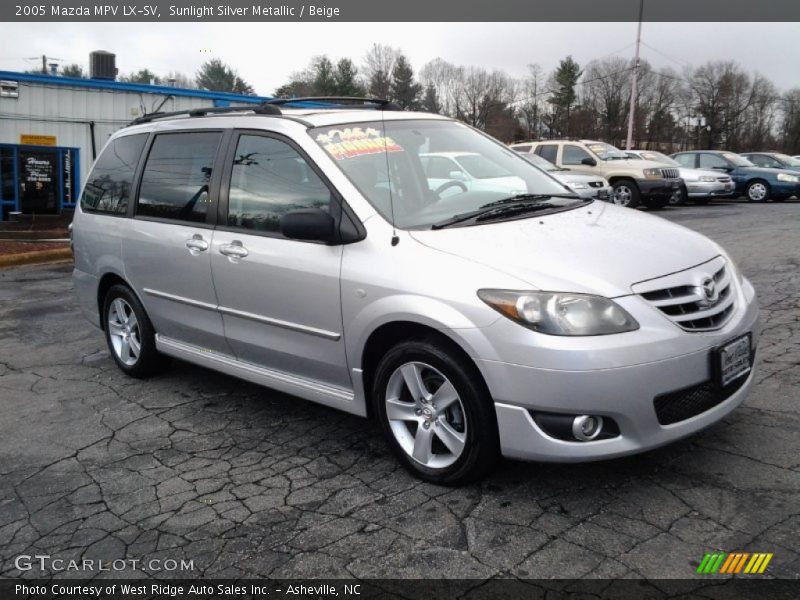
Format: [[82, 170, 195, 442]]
[[385, 361, 467, 469], [611, 181, 641, 208], [746, 181, 769, 202], [372, 337, 499, 485]]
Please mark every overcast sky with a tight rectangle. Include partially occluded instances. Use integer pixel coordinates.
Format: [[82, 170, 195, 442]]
[[1, 22, 798, 95]]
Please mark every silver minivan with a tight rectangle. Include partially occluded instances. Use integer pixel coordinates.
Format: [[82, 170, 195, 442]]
[[72, 100, 760, 484]]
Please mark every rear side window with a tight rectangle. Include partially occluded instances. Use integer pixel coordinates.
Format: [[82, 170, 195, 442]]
[[536, 144, 558, 163], [80, 134, 147, 215], [226, 134, 332, 232], [673, 154, 696, 168], [137, 132, 222, 223]]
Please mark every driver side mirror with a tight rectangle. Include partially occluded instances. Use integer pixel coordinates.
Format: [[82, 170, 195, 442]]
[[280, 208, 336, 243], [581, 157, 597, 167]]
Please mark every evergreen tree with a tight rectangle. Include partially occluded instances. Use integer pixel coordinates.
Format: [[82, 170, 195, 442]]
[[390, 55, 422, 109], [334, 58, 364, 96], [196, 59, 254, 94], [422, 84, 442, 113], [60, 64, 85, 78]]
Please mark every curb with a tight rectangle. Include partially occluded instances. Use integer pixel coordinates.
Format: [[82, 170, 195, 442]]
[[0, 247, 73, 269]]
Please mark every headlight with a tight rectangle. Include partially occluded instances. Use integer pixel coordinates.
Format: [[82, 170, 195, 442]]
[[643, 168, 663, 179], [569, 182, 588, 189], [699, 175, 717, 182], [477, 290, 639, 336], [777, 173, 799, 183]]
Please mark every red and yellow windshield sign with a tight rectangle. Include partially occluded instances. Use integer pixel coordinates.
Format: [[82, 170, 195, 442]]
[[316, 127, 403, 161]]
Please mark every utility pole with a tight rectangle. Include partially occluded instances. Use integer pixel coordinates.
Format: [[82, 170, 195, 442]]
[[625, 0, 644, 150], [41, 54, 47, 74]]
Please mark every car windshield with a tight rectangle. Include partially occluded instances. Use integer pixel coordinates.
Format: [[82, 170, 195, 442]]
[[722, 153, 754, 167], [586, 142, 629, 160], [310, 119, 580, 229], [773, 153, 800, 166], [637, 151, 679, 166], [519, 153, 560, 172]]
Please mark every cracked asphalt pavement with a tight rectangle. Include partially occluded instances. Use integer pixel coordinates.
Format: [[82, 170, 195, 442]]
[[0, 201, 798, 580]]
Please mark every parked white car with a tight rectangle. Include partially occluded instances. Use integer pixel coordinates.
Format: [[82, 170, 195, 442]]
[[71, 100, 760, 484], [625, 150, 734, 205], [420, 152, 527, 197], [518, 152, 611, 200]]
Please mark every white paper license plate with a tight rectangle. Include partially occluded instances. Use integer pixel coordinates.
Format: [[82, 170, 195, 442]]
[[716, 334, 751, 387]]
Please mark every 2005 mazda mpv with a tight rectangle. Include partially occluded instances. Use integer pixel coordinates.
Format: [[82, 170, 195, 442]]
[[72, 98, 760, 484]]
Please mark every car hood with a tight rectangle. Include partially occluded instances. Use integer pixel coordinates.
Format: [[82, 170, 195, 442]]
[[737, 166, 800, 177], [678, 167, 728, 180], [552, 172, 608, 185], [409, 202, 720, 298]]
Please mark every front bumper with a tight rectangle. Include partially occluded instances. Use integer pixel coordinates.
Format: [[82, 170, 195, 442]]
[[637, 178, 682, 199], [465, 278, 760, 462], [687, 180, 735, 198]]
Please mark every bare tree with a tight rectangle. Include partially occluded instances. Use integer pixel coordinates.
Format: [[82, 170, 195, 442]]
[[362, 44, 398, 99]]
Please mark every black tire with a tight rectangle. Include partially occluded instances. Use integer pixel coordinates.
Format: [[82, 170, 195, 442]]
[[372, 337, 499, 485], [102, 284, 167, 378], [611, 180, 641, 208], [643, 196, 670, 210], [745, 179, 770, 202], [668, 185, 687, 206]]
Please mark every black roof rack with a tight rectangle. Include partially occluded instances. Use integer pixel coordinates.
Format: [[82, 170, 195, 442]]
[[127, 96, 401, 126], [265, 96, 403, 111], [129, 103, 280, 126]]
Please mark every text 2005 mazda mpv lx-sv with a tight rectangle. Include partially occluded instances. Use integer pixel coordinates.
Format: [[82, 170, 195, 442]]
[[72, 99, 760, 485]]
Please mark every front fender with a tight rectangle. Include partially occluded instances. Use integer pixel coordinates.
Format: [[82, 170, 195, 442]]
[[344, 293, 500, 371]]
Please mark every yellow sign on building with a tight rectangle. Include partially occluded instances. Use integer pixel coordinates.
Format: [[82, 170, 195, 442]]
[[20, 134, 57, 146]]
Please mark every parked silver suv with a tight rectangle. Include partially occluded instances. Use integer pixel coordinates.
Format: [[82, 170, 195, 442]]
[[72, 99, 760, 484]]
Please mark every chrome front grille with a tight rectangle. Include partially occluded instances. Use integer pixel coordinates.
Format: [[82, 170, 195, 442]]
[[660, 168, 680, 179], [716, 176, 732, 183], [588, 181, 605, 188], [636, 258, 736, 332]]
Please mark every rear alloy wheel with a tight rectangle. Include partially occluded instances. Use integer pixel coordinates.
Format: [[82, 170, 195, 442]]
[[611, 181, 641, 208], [373, 338, 499, 485], [103, 284, 166, 378], [745, 180, 770, 202]]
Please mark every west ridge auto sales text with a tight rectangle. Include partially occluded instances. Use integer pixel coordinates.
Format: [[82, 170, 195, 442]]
[[172, 4, 341, 17], [17, 583, 359, 596]]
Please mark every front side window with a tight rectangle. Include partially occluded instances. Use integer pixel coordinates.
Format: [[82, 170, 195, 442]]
[[80, 134, 147, 214], [311, 119, 576, 230], [563, 145, 593, 165], [227, 134, 331, 232], [137, 132, 222, 222]]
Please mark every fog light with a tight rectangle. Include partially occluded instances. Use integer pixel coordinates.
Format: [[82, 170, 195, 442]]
[[572, 415, 603, 441]]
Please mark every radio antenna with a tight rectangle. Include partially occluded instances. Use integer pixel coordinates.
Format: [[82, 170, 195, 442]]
[[379, 105, 400, 246]]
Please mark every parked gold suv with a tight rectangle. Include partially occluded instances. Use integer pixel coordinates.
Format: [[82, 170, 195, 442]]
[[514, 140, 682, 209]]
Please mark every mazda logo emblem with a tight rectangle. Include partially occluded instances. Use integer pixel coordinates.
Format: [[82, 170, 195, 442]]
[[697, 277, 718, 306]]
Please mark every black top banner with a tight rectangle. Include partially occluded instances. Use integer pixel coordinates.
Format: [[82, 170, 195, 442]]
[[4, 0, 800, 22]]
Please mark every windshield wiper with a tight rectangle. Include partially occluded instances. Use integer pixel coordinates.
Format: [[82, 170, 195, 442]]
[[479, 193, 579, 209], [431, 194, 582, 229]]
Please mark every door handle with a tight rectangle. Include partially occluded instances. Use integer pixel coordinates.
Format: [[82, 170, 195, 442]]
[[219, 240, 249, 258], [185, 234, 209, 253]]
